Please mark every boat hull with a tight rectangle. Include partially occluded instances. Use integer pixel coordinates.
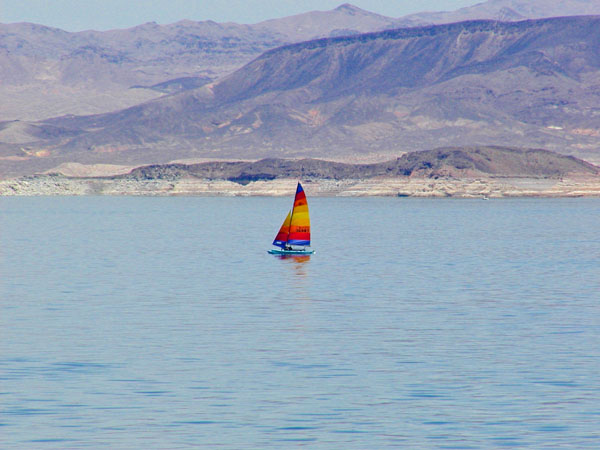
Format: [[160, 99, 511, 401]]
[[268, 248, 314, 255]]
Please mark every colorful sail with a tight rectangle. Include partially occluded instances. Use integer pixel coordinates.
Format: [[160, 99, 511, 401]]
[[272, 182, 311, 248]]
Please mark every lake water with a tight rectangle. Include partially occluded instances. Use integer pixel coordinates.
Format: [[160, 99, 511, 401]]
[[1, 196, 599, 449]]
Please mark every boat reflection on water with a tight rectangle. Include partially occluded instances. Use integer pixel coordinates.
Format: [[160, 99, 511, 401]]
[[275, 253, 311, 277], [274, 254, 311, 263]]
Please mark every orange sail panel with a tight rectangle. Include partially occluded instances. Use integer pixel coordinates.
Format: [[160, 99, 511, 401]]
[[272, 183, 311, 248]]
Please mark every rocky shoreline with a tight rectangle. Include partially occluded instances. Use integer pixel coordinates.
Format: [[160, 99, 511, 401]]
[[2, 174, 600, 197], [3, 148, 600, 197]]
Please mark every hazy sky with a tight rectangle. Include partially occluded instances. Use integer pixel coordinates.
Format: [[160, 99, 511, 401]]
[[1, 0, 483, 31]]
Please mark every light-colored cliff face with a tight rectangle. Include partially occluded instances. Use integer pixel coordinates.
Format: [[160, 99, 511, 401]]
[[2, 175, 600, 197]]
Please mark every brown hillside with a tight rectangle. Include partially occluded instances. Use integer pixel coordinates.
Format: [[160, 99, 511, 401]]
[[119, 146, 599, 184]]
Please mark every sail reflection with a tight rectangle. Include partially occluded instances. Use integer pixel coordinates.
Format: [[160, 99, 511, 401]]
[[275, 254, 311, 263], [275, 253, 311, 276]]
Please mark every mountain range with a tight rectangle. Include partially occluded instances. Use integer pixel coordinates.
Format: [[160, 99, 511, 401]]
[[395, 0, 600, 26], [3, 0, 600, 122], [2, 1, 600, 178]]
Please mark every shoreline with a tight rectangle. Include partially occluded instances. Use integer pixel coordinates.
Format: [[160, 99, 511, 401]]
[[2, 175, 600, 197]]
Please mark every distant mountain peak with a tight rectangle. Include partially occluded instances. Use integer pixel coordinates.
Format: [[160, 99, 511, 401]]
[[335, 3, 366, 14], [496, 7, 525, 20]]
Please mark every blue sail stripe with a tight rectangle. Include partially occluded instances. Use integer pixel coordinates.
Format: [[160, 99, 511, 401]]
[[288, 239, 310, 246]]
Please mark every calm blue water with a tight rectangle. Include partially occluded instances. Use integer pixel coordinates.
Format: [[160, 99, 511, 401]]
[[1, 197, 599, 449]]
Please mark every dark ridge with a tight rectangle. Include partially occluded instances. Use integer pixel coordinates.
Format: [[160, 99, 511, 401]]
[[114, 146, 599, 183], [257, 16, 600, 59], [131, 76, 213, 94], [126, 163, 196, 181]]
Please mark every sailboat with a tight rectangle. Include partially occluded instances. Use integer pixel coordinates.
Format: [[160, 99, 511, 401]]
[[268, 182, 315, 255]]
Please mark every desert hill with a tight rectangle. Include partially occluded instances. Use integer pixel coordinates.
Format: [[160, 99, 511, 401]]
[[120, 146, 599, 184], [3, 146, 599, 197]]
